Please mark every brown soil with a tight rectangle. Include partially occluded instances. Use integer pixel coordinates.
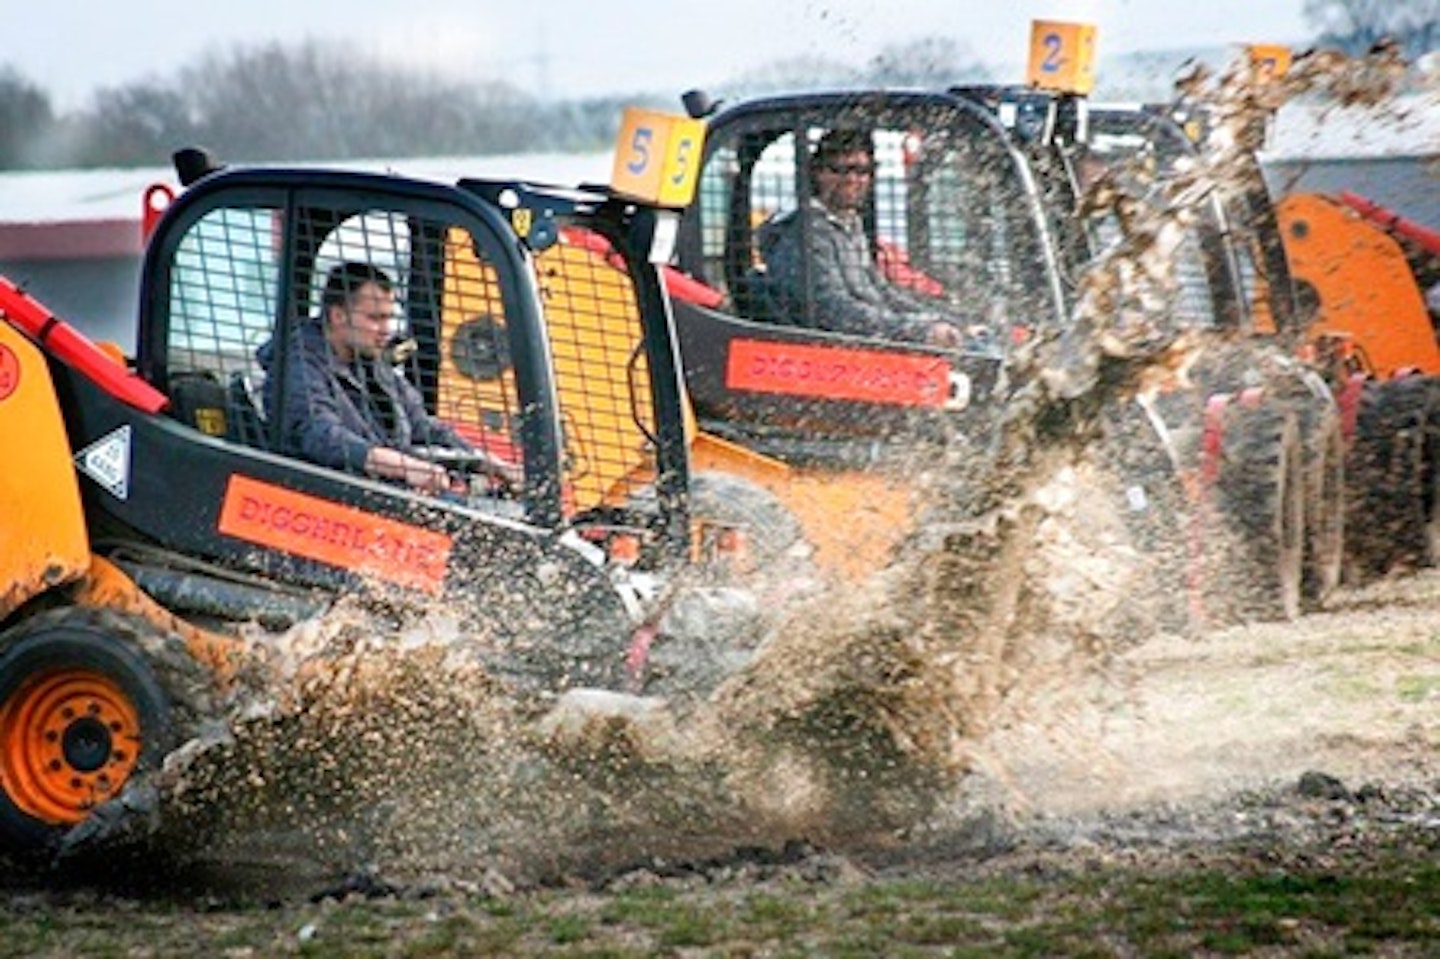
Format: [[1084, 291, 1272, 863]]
[[962, 568, 1440, 824]]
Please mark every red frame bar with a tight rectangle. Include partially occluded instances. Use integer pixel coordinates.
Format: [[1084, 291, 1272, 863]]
[[0, 275, 167, 414], [1338, 191, 1440, 256]]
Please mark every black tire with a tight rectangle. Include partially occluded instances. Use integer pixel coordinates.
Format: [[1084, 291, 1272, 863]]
[[1343, 377, 1439, 580], [1098, 398, 1194, 634], [687, 470, 809, 577], [635, 471, 813, 699], [0, 608, 184, 857], [1214, 402, 1305, 622], [1424, 403, 1440, 567]]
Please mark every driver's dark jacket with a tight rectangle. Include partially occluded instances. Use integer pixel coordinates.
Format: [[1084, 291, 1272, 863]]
[[258, 317, 470, 474], [755, 198, 950, 342]]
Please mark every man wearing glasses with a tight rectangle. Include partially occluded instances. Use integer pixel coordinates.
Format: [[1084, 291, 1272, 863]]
[[264, 261, 515, 495], [755, 129, 965, 347]]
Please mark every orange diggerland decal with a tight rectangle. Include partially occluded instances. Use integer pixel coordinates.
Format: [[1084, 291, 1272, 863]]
[[0, 343, 18, 401], [726, 338, 951, 407], [218, 475, 453, 595]]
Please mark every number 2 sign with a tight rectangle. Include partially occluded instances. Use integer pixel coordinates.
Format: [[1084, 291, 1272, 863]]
[[1025, 20, 1098, 95]]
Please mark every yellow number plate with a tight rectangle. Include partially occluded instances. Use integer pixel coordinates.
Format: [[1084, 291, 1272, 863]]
[[610, 108, 706, 207], [1247, 44, 1293, 82], [1026, 20, 1098, 95]]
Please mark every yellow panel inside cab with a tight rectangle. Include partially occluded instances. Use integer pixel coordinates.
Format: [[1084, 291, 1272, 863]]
[[437, 231, 520, 437], [439, 228, 658, 513], [0, 323, 89, 617], [537, 241, 657, 510]]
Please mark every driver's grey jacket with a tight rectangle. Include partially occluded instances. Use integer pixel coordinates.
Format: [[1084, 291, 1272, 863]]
[[258, 317, 470, 474], [755, 198, 952, 341]]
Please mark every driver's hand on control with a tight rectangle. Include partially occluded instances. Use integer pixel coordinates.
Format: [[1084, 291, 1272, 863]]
[[482, 453, 524, 491], [924, 320, 965, 348]]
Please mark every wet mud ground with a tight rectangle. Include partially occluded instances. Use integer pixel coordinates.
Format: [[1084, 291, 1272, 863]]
[[1, 568, 1436, 957]]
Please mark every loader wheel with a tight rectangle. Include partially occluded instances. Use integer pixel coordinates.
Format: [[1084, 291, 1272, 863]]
[[639, 472, 813, 699], [1214, 403, 1304, 622], [1097, 398, 1194, 634], [1343, 377, 1440, 580], [0, 609, 177, 856], [1300, 401, 1345, 607]]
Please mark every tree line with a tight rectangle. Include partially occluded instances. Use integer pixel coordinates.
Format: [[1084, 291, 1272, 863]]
[[0, 34, 1000, 172], [0, 41, 650, 171], [0, 0, 1431, 172]]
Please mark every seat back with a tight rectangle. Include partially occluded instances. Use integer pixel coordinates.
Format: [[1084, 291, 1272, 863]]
[[168, 371, 229, 438], [227, 371, 270, 450]]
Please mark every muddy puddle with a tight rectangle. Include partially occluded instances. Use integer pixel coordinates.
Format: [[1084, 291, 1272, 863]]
[[89, 437, 1439, 898]]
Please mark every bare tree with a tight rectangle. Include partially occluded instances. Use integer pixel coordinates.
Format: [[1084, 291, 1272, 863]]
[[862, 37, 992, 88], [0, 67, 55, 169], [724, 54, 863, 97], [176, 41, 538, 162], [85, 83, 196, 167]]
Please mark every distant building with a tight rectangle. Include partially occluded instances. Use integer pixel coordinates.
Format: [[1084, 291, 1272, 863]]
[[0, 166, 164, 344], [0, 152, 612, 346], [1259, 93, 1440, 235]]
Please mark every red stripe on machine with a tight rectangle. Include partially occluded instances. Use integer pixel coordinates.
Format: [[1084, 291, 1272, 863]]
[[725, 338, 951, 407], [218, 475, 453, 595]]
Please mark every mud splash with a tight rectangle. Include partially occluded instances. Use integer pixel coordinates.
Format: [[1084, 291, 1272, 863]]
[[127, 440, 1182, 890], [85, 46, 1435, 893]]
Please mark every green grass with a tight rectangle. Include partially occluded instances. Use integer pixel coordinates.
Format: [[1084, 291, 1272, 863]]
[[1, 848, 1437, 958], [1395, 674, 1440, 703]]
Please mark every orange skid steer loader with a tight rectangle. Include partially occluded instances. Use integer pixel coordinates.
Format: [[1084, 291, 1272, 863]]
[[0, 142, 742, 859]]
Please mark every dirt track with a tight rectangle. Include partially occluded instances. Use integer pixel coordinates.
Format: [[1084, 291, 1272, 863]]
[[962, 567, 1440, 823], [0, 565, 1434, 959], [2, 568, 1437, 959]]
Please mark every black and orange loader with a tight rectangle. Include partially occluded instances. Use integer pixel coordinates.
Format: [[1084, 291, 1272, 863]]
[[662, 62, 1339, 627], [1155, 43, 1440, 579], [0, 144, 746, 859], [1269, 187, 1440, 577]]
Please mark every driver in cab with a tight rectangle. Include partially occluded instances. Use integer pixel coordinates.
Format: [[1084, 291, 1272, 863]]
[[755, 129, 973, 348], [262, 261, 519, 496]]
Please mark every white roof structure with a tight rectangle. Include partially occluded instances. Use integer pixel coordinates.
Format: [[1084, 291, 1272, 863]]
[[1259, 92, 1440, 233], [1260, 91, 1440, 162], [0, 150, 615, 228]]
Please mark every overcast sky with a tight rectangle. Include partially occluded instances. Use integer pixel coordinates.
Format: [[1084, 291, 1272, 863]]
[[5, 0, 1312, 109]]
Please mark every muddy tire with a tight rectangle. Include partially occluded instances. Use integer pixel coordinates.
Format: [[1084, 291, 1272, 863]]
[[687, 470, 808, 577], [1098, 398, 1194, 634], [0, 608, 192, 857], [1214, 402, 1304, 622], [1299, 400, 1345, 607], [1343, 377, 1440, 580], [640, 472, 813, 699]]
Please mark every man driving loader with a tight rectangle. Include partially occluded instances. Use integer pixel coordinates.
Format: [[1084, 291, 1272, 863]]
[[261, 260, 519, 495], [753, 129, 968, 347]]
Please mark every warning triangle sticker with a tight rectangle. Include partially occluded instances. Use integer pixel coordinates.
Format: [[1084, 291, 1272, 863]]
[[75, 425, 132, 501]]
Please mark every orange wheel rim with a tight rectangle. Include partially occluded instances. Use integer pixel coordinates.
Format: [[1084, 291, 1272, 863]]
[[0, 669, 143, 825]]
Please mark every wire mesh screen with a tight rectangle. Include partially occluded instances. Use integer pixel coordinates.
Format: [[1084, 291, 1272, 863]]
[[163, 202, 523, 495], [1084, 131, 1227, 330], [161, 196, 662, 522], [694, 115, 1058, 342], [534, 230, 658, 516], [166, 204, 285, 445]]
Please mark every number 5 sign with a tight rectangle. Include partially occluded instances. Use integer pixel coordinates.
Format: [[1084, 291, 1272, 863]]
[[610, 107, 706, 207], [1026, 20, 1098, 95]]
